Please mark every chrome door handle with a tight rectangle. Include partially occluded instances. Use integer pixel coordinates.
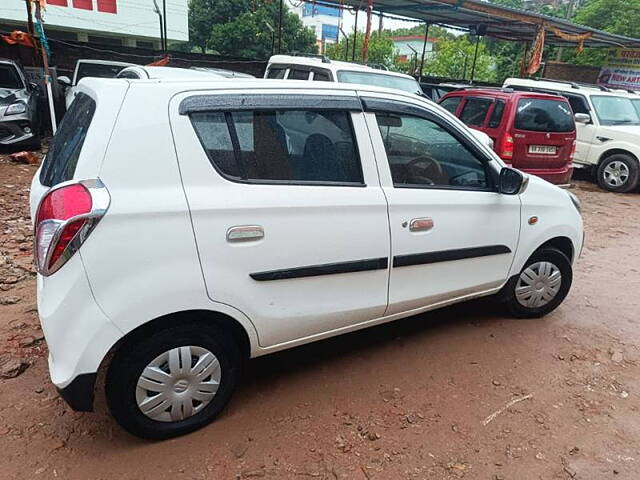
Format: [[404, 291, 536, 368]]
[[409, 218, 434, 232], [226, 225, 264, 242]]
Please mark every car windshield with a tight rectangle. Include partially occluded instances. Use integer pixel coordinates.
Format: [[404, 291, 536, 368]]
[[337, 70, 422, 94], [0, 64, 24, 89], [76, 63, 129, 82], [590, 95, 640, 126]]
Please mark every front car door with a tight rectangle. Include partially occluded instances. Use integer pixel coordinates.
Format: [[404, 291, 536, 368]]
[[170, 90, 390, 348], [362, 95, 521, 315], [563, 93, 597, 167]]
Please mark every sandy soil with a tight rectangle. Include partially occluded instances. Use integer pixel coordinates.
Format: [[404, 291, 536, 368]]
[[0, 153, 639, 479]]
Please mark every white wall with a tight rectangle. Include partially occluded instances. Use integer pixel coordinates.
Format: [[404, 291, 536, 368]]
[[0, 0, 188, 42]]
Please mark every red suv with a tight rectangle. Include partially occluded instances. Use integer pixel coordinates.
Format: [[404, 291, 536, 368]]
[[439, 89, 576, 185]]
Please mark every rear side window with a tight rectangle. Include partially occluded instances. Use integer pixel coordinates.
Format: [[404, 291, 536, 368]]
[[515, 98, 574, 132], [460, 98, 493, 127], [439, 96, 462, 114], [191, 109, 363, 184], [313, 70, 331, 81], [289, 69, 310, 80], [40, 93, 96, 187], [267, 67, 286, 79], [488, 100, 505, 128]]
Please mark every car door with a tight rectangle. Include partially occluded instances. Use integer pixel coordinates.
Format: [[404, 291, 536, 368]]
[[170, 90, 390, 347], [563, 93, 596, 166], [362, 95, 521, 315]]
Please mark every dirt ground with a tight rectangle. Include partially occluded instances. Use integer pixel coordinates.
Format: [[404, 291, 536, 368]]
[[0, 152, 639, 480]]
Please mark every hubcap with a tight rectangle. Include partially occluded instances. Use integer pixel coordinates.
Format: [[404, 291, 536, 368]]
[[603, 161, 629, 188], [515, 261, 562, 309], [136, 346, 221, 422]]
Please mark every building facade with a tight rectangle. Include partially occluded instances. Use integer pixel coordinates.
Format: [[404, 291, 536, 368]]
[[392, 35, 436, 63], [0, 0, 188, 49], [292, 3, 342, 53]]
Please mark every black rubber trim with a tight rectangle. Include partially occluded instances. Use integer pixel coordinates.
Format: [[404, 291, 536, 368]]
[[250, 257, 388, 281], [393, 245, 512, 268], [180, 94, 362, 115], [56, 372, 97, 412]]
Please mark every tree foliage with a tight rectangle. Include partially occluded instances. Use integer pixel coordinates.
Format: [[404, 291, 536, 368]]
[[424, 35, 496, 82], [325, 32, 395, 66], [188, 0, 317, 58]]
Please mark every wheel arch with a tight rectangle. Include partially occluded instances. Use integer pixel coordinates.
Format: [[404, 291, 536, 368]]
[[534, 236, 574, 263], [597, 148, 639, 168]]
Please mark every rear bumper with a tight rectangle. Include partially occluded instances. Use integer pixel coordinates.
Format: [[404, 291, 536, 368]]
[[505, 163, 573, 185]]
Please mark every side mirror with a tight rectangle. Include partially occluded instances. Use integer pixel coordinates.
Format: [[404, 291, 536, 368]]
[[29, 82, 44, 96], [499, 167, 525, 195], [57, 76, 71, 88], [574, 113, 591, 124]]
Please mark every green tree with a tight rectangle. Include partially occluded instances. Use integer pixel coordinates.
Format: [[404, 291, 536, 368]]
[[424, 35, 496, 82], [188, 0, 251, 53], [325, 32, 395, 66]]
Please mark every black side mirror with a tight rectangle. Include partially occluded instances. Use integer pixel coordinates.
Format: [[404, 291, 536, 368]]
[[499, 167, 525, 195]]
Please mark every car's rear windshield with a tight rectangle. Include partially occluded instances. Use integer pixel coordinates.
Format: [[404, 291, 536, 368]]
[[0, 64, 24, 89], [514, 98, 574, 132], [337, 70, 422, 95], [40, 93, 96, 187]]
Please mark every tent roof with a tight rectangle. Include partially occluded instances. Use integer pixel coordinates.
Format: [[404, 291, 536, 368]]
[[325, 0, 640, 48]]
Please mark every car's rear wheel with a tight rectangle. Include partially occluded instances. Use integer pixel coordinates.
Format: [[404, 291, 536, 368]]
[[106, 322, 241, 440], [597, 154, 639, 193], [503, 247, 572, 318]]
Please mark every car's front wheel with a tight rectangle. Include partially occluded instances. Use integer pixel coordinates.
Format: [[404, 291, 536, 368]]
[[106, 322, 242, 440], [597, 153, 639, 193], [502, 247, 573, 318]]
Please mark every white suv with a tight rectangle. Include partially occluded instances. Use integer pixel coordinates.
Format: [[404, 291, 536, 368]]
[[31, 78, 583, 439], [504, 77, 640, 193], [265, 54, 423, 95]]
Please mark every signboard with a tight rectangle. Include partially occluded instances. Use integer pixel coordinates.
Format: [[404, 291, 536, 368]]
[[0, 0, 188, 42], [598, 48, 640, 90]]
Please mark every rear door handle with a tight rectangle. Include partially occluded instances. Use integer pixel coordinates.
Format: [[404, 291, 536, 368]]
[[409, 218, 434, 232], [226, 225, 264, 242]]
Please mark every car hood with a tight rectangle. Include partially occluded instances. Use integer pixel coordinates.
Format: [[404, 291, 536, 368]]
[[0, 87, 28, 106]]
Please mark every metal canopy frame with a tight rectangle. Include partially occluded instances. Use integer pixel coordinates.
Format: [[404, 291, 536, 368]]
[[324, 0, 640, 48]]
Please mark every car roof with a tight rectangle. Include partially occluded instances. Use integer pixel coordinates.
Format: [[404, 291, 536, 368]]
[[77, 59, 135, 67], [504, 77, 640, 97], [190, 67, 255, 78], [267, 54, 415, 80], [118, 66, 226, 80], [442, 88, 568, 101]]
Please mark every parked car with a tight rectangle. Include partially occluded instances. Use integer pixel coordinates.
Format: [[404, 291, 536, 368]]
[[58, 59, 134, 108], [265, 54, 423, 95], [439, 88, 577, 185], [503, 78, 640, 192], [116, 65, 237, 80], [31, 78, 583, 439], [0, 58, 43, 150]]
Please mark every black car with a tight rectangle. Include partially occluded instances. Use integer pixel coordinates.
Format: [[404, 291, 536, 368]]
[[0, 59, 42, 150]]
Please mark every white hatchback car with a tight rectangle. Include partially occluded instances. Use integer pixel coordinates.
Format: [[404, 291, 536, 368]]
[[31, 78, 583, 439]]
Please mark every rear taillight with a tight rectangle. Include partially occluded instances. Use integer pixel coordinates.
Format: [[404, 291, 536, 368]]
[[499, 133, 514, 160], [34, 180, 110, 276], [569, 140, 576, 161]]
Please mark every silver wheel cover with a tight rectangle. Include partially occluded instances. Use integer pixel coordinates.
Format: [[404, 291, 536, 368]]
[[515, 261, 562, 309], [136, 346, 221, 422], [603, 160, 630, 188]]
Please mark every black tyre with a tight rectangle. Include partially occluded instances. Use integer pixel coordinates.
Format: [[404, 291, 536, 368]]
[[502, 247, 573, 319], [106, 322, 242, 440], [596, 153, 639, 193]]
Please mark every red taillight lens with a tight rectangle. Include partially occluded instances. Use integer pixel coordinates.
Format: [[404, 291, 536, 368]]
[[500, 134, 514, 160], [34, 181, 108, 276], [569, 140, 576, 161]]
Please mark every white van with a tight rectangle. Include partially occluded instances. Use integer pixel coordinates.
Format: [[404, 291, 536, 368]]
[[504, 77, 640, 192], [31, 78, 583, 439]]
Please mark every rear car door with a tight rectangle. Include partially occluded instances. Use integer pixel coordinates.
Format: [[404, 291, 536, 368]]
[[362, 95, 520, 315], [511, 96, 576, 172], [170, 91, 390, 347]]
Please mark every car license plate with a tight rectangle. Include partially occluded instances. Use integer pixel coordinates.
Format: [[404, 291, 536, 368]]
[[529, 145, 557, 155]]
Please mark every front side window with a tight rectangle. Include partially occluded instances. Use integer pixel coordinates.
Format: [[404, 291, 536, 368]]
[[488, 100, 505, 128], [564, 94, 590, 115], [376, 113, 489, 189], [289, 69, 310, 80], [590, 95, 640, 126], [439, 96, 462, 114], [459, 98, 493, 127], [267, 67, 286, 79], [76, 63, 128, 82], [313, 70, 331, 81], [515, 98, 574, 132], [0, 64, 24, 89], [191, 109, 363, 184]]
